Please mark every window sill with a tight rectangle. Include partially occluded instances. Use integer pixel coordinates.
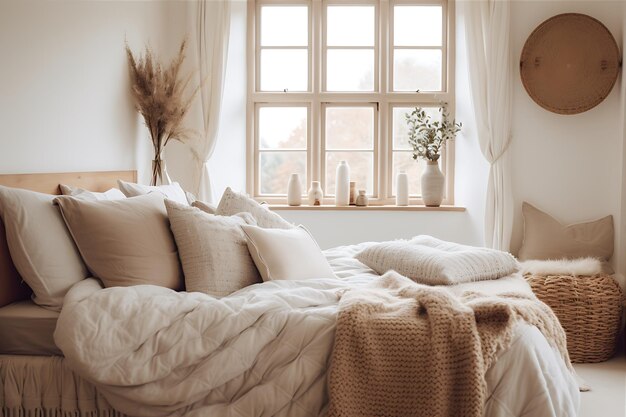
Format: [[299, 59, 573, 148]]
[[268, 204, 465, 212]]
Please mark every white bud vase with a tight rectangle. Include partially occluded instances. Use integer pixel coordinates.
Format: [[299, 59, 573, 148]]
[[421, 160, 444, 207], [308, 181, 323, 206], [396, 171, 409, 206], [335, 160, 350, 206], [287, 173, 302, 206]]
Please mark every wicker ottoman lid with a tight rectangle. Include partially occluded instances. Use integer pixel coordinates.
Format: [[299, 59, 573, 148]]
[[520, 13, 620, 115]]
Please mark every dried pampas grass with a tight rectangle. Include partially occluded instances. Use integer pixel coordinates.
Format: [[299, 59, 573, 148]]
[[126, 39, 199, 184]]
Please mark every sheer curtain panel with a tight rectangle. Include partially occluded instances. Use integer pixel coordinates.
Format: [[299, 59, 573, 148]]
[[463, 0, 514, 250], [185, 0, 231, 203]]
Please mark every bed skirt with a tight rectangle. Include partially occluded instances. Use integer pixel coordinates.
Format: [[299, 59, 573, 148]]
[[0, 354, 126, 417]]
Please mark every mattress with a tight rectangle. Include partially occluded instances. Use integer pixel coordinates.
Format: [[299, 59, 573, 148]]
[[0, 300, 61, 355]]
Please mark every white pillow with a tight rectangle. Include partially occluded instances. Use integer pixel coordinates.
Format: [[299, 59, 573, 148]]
[[240, 224, 335, 281], [165, 200, 261, 296], [0, 186, 88, 310], [117, 180, 188, 205], [59, 184, 126, 201], [216, 187, 293, 229], [355, 235, 519, 285]]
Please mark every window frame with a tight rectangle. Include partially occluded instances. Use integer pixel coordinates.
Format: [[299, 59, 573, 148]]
[[246, 0, 456, 206]]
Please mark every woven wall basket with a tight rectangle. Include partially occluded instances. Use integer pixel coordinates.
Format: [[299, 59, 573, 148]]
[[520, 13, 621, 115], [526, 274, 623, 363]]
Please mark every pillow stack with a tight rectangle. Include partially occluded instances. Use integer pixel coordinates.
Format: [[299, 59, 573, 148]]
[[0, 181, 335, 311], [167, 187, 335, 296]]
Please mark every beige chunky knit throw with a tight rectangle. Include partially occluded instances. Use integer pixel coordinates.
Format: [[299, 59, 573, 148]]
[[328, 271, 571, 417]]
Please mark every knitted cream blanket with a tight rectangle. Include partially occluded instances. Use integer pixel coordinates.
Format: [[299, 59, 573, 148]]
[[328, 271, 571, 417]]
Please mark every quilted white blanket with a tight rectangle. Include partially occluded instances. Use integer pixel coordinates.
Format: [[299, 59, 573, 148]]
[[54, 243, 580, 417]]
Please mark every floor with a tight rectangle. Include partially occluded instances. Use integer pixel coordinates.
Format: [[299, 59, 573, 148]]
[[575, 352, 626, 417]]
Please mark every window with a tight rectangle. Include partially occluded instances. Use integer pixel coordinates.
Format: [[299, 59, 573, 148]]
[[248, 0, 455, 205]]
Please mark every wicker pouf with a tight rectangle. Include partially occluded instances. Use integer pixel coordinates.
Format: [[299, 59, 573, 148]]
[[526, 274, 623, 363]]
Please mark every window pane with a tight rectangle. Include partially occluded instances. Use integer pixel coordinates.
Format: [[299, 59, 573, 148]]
[[394, 6, 442, 47], [260, 49, 308, 91], [393, 49, 442, 92], [327, 49, 374, 91], [260, 151, 307, 195], [261, 6, 308, 46], [326, 107, 374, 150], [325, 152, 373, 196], [327, 6, 375, 47], [259, 107, 307, 149], [392, 152, 423, 196], [392, 106, 442, 150]]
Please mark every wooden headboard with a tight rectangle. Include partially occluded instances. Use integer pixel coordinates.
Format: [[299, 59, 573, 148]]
[[0, 170, 137, 195]]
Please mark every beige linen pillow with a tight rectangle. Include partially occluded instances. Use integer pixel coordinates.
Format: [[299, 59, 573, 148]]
[[240, 224, 335, 281], [518, 202, 614, 267], [55, 193, 183, 290], [165, 200, 260, 296], [60, 184, 126, 201], [192, 200, 217, 215], [216, 187, 293, 229], [117, 180, 189, 205], [0, 186, 88, 310]]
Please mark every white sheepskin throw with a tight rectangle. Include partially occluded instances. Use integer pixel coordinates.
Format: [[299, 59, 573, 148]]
[[520, 257, 602, 277]]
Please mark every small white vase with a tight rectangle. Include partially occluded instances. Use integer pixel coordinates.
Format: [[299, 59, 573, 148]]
[[421, 160, 445, 207], [355, 190, 368, 207], [287, 173, 302, 206], [335, 160, 350, 206], [396, 171, 409, 206], [308, 181, 323, 206]]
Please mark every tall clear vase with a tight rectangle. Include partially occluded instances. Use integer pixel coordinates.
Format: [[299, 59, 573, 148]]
[[151, 155, 172, 186]]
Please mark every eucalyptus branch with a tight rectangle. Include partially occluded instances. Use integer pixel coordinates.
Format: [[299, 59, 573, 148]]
[[405, 103, 462, 162]]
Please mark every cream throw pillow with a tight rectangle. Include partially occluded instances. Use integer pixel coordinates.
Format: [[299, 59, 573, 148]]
[[216, 187, 293, 229], [60, 184, 126, 201], [0, 186, 88, 310], [518, 202, 614, 268], [356, 235, 519, 285], [55, 193, 184, 290], [165, 200, 260, 296], [240, 224, 335, 281], [117, 180, 189, 205]]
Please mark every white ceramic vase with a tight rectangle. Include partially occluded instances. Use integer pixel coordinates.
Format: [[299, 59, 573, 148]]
[[396, 171, 409, 206], [287, 173, 302, 206], [421, 160, 444, 207], [308, 181, 323, 206], [335, 160, 350, 206]]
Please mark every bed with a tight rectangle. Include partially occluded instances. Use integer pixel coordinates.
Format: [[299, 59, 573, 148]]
[[0, 171, 580, 417]]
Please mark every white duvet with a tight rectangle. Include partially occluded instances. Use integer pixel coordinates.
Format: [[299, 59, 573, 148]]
[[54, 243, 580, 417]]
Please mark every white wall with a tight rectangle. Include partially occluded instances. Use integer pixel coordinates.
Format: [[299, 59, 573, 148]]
[[508, 1, 624, 274], [0, 0, 186, 184]]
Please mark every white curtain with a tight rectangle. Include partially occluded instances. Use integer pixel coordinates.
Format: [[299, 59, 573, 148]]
[[186, 0, 231, 203], [463, 0, 514, 250]]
